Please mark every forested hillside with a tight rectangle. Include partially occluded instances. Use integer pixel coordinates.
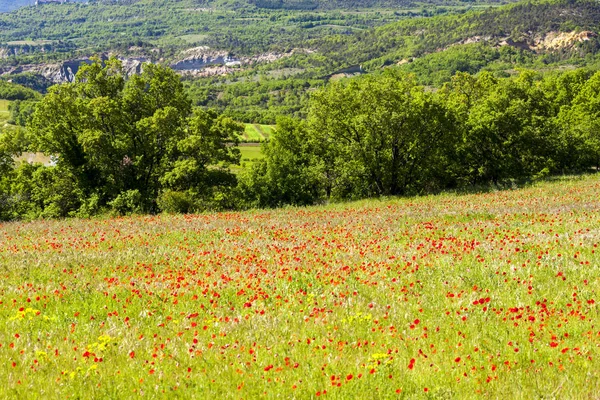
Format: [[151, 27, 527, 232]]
[[186, 0, 600, 122], [1, 0, 600, 123], [0, 0, 513, 14], [248, 0, 510, 9]]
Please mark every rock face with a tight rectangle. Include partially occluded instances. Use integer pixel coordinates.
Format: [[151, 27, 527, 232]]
[[497, 30, 598, 51], [0, 55, 147, 83], [534, 31, 598, 50], [171, 47, 241, 71], [0, 46, 314, 83], [170, 46, 313, 76]]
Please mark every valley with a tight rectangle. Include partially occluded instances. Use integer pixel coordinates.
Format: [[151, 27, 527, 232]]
[[1, 0, 598, 123]]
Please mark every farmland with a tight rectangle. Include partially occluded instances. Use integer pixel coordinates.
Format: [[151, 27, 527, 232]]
[[230, 144, 265, 173], [0, 174, 598, 398], [242, 124, 274, 142], [0, 99, 9, 119]]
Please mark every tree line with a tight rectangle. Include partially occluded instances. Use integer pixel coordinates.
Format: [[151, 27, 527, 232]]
[[1, 59, 600, 219], [240, 67, 600, 207]]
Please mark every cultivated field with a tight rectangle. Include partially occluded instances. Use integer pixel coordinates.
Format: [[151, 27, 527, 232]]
[[0, 175, 599, 398], [242, 123, 274, 142], [229, 144, 264, 173], [0, 99, 10, 121]]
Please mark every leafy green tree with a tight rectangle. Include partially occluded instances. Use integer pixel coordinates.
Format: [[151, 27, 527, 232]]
[[558, 71, 600, 170], [308, 70, 455, 198], [0, 80, 40, 101], [238, 117, 323, 207], [440, 71, 498, 185], [8, 100, 38, 126], [28, 57, 241, 213], [458, 70, 559, 185], [0, 162, 82, 221]]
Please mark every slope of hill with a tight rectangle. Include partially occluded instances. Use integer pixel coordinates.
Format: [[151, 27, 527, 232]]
[[183, 0, 600, 121], [1, 173, 599, 397], [310, 0, 600, 68], [1, 0, 600, 122], [247, 0, 510, 9]]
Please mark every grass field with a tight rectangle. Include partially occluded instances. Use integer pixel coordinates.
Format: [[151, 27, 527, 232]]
[[0, 99, 12, 126], [175, 34, 208, 44], [5, 40, 54, 46], [0, 175, 599, 398], [231, 144, 264, 173], [242, 123, 274, 142]]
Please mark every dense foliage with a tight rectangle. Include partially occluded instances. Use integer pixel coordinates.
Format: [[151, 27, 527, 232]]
[[0, 80, 40, 101], [238, 68, 600, 207], [4, 64, 600, 219], [0, 58, 242, 219], [0, 0, 438, 64]]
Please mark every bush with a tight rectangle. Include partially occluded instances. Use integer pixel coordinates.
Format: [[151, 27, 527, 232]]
[[109, 190, 143, 216], [157, 190, 195, 214]]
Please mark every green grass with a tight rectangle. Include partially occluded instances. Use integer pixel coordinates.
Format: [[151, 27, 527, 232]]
[[231, 144, 264, 173], [242, 123, 274, 142], [175, 34, 208, 44], [240, 144, 264, 161], [0, 174, 599, 398], [5, 40, 54, 46], [0, 99, 9, 112], [0, 99, 10, 125]]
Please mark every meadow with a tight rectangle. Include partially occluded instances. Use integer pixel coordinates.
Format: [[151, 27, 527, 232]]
[[0, 174, 598, 398], [242, 124, 274, 142], [0, 99, 10, 121]]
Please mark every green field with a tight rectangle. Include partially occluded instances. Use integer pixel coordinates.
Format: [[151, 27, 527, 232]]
[[175, 34, 209, 44], [240, 144, 264, 161], [242, 124, 274, 142], [5, 40, 54, 46], [0, 99, 10, 125], [0, 174, 599, 398], [231, 144, 264, 172]]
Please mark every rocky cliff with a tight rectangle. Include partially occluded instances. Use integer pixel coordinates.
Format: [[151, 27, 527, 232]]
[[0, 55, 147, 83], [0, 47, 313, 84]]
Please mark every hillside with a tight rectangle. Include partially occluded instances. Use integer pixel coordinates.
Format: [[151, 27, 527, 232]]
[[311, 0, 600, 68], [0, 0, 514, 13], [247, 0, 510, 9], [1, 0, 600, 122], [1, 173, 599, 397], [188, 0, 600, 121]]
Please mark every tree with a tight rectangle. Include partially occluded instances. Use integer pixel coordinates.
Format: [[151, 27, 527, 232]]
[[28, 57, 242, 213], [308, 70, 455, 198], [558, 71, 600, 170], [238, 117, 323, 208], [448, 70, 558, 185]]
